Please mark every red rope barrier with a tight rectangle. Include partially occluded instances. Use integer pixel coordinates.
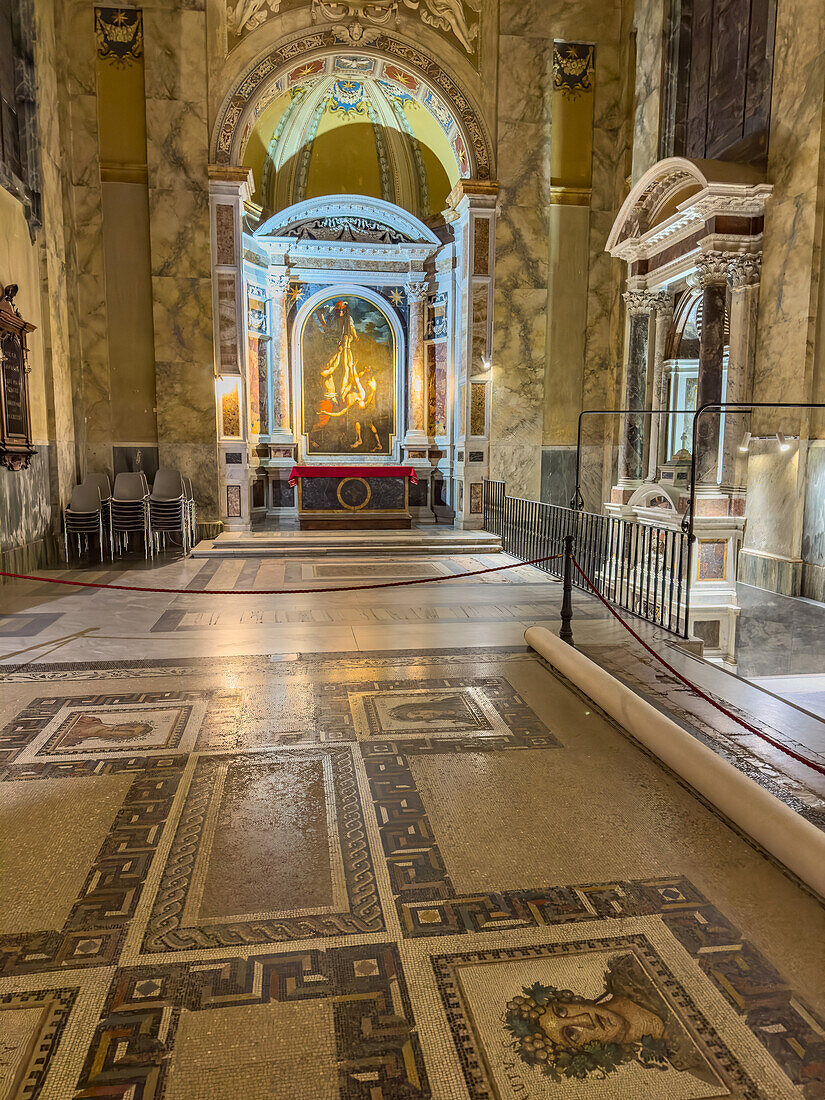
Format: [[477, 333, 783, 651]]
[[0, 553, 563, 596], [571, 557, 825, 778]]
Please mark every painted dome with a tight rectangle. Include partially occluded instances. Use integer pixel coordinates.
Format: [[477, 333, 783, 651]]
[[240, 54, 468, 220]]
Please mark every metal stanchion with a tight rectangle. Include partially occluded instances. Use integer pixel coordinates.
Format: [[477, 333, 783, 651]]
[[560, 534, 575, 646]]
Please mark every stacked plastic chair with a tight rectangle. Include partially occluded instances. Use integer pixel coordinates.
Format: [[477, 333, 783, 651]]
[[149, 468, 189, 553], [81, 473, 112, 550], [182, 476, 197, 548], [64, 483, 107, 563], [111, 472, 152, 559]]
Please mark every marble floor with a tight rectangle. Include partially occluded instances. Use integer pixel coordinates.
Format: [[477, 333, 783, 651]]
[[1, 549, 824, 1098]]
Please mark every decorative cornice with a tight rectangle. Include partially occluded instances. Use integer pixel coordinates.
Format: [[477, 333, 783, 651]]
[[728, 251, 762, 288]]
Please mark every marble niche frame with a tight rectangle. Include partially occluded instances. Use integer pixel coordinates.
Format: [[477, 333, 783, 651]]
[[290, 284, 407, 465]]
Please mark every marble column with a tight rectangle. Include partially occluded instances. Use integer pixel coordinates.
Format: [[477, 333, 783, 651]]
[[646, 292, 674, 481], [404, 280, 429, 447], [723, 252, 761, 489], [267, 271, 292, 444], [694, 252, 731, 486], [619, 290, 654, 484]]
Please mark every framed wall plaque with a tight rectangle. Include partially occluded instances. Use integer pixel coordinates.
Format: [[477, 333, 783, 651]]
[[0, 284, 36, 471]]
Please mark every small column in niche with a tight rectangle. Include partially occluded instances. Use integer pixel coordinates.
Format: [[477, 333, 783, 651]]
[[0, 284, 36, 472]]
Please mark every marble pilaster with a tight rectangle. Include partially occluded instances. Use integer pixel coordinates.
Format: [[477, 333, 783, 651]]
[[404, 280, 428, 447], [267, 272, 292, 443], [646, 292, 674, 481], [722, 253, 761, 489], [694, 252, 731, 487], [618, 290, 653, 485]]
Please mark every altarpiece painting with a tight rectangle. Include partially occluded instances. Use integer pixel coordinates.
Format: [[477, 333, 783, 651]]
[[300, 294, 396, 456]]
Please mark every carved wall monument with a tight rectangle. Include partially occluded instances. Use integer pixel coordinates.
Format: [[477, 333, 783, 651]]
[[0, 283, 36, 472]]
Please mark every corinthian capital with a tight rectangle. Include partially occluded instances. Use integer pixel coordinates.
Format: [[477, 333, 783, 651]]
[[650, 290, 674, 317], [693, 251, 734, 289], [267, 272, 291, 298], [622, 289, 656, 317], [405, 281, 429, 304], [729, 251, 762, 288]]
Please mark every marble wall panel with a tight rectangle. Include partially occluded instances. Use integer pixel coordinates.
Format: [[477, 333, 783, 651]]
[[631, 0, 666, 182], [754, 0, 825, 411], [471, 283, 489, 372], [540, 445, 577, 507], [742, 442, 801, 560], [148, 189, 212, 279], [801, 444, 825, 598], [434, 341, 448, 436], [0, 448, 51, 553]]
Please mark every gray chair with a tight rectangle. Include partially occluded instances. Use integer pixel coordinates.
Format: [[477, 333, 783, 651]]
[[81, 473, 113, 550], [149, 468, 188, 553], [182, 476, 196, 548], [64, 483, 106, 563], [111, 472, 151, 558]]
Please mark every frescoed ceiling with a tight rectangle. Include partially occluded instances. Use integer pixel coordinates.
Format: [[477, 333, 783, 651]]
[[240, 53, 467, 219], [226, 0, 481, 63]]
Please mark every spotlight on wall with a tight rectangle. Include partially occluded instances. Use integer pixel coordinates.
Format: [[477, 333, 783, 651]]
[[776, 432, 790, 452], [738, 431, 752, 453]]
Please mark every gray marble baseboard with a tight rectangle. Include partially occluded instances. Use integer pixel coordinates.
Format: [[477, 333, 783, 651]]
[[540, 446, 577, 507], [0, 532, 61, 579], [801, 561, 825, 604], [738, 548, 801, 596]]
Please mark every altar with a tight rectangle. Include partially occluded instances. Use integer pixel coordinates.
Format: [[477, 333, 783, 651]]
[[289, 465, 418, 530]]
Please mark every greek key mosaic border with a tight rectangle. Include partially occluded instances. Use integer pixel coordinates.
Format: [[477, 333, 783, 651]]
[[142, 748, 383, 953], [0, 757, 186, 977], [363, 747, 825, 1090], [0, 986, 79, 1098], [74, 944, 429, 1099]]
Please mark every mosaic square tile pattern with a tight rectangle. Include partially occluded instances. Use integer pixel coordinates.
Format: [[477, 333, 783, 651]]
[[319, 676, 562, 751], [0, 690, 241, 765], [139, 748, 383, 952], [0, 642, 823, 1098]]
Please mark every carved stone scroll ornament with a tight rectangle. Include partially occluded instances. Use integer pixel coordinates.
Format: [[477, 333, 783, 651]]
[[227, 0, 281, 35], [311, 0, 479, 53], [0, 284, 37, 472]]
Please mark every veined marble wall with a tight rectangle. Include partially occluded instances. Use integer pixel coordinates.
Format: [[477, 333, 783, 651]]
[[491, 0, 630, 503], [144, 2, 219, 524], [801, 442, 825, 602]]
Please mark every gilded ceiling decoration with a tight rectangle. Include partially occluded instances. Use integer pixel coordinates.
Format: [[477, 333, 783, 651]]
[[225, 0, 480, 59]]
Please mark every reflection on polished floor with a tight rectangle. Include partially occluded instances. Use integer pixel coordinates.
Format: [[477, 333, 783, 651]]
[[1, 551, 824, 1099]]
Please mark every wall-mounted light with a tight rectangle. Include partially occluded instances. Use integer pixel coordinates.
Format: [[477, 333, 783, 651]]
[[776, 431, 790, 452], [738, 431, 751, 453]]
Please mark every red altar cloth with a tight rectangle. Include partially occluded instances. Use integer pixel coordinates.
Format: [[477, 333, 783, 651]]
[[289, 465, 418, 486]]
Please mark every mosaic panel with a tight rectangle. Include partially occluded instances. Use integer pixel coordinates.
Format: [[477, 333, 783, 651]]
[[433, 934, 761, 1099], [317, 676, 561, 751], [0, 986, 78, 1098], [0, 757, 186, 976], [362, 751, 825, 1092], [140, 748, 383, 952], [0, 690, 240, 764], [74, 944, 428, 1099]]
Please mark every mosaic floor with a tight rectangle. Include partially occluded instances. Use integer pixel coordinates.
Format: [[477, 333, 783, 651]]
[[1, 554, 824, 1098]]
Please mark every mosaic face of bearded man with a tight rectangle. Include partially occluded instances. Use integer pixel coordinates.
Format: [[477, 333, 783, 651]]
[[302, 294, 396, 455]]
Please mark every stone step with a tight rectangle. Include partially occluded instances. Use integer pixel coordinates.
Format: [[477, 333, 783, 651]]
[[190, 530, 502, 558]]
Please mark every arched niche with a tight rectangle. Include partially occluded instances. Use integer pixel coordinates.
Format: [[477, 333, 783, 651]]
[[211, 30, 494, 205]]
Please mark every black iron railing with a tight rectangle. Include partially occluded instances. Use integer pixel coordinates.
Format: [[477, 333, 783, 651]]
[[483, 479, 691, 637]]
